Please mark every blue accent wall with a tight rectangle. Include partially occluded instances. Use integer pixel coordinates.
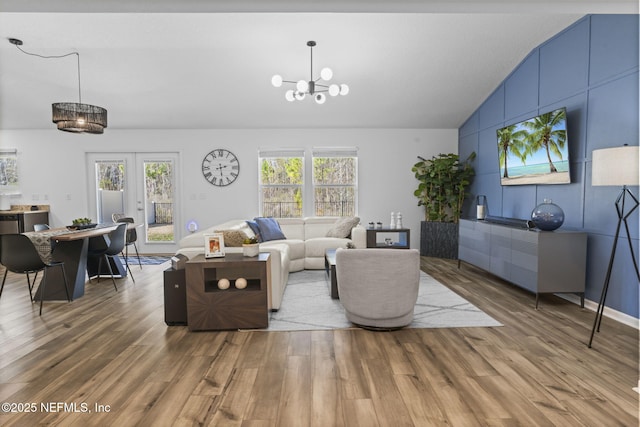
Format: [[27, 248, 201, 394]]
[[459, 15, 639, 318]]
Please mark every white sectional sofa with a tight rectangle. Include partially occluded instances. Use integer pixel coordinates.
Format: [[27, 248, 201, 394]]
[[176, 217, 365, 311]]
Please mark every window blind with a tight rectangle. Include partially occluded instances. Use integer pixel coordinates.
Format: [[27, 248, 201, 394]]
[[312, 147, 358, 157]]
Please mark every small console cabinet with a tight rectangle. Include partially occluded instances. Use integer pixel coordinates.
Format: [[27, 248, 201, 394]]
[[458, 219, 586, 308], [186, 253, 270, 331]]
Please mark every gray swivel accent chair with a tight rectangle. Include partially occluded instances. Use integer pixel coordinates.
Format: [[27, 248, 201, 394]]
[[335, 248, 421, 330]]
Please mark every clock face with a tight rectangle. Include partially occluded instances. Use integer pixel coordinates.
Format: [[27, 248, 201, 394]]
[[201, 149, 240, 187]]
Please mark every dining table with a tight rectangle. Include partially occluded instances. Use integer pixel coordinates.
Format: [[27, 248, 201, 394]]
[[23, 223, 133, 301]]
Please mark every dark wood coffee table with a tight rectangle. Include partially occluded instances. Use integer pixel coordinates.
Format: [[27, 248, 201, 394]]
[[325, 249, 338, 299]]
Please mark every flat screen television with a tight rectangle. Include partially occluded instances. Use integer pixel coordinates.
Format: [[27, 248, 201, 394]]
[[496, 107, 570, 185]]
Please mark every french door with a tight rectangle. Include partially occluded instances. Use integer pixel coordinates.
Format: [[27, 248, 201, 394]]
[[86, 152, 180, 254]]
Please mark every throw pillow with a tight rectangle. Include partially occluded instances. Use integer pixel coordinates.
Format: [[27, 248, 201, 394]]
[[246, 220, 262, 242], [326, 216, 360, 238], [214, 229, 248, 247], [254, 217, 286, 241]]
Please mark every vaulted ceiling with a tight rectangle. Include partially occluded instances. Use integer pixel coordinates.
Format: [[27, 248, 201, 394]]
[[0, 1, 635, 130]]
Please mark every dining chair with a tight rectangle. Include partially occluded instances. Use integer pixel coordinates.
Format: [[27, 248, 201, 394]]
[[33, 224, 50, 232], [115, 217, 142, 270], [112, 213, 126, 222], [0, 234, 71, 315], [87, 223, 133, 290]]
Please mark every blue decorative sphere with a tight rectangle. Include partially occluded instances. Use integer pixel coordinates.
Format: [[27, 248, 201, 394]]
[[531, 199, 565, 231]]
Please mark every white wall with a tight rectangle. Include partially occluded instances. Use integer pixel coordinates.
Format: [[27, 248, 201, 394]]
[[0, 128, 457, 250]]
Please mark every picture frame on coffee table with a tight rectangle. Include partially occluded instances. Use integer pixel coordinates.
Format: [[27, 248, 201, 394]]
[[204, 233, 225, 258]]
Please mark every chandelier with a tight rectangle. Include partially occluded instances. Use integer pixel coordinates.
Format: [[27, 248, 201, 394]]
[[271, 41, 349, 104], [9, 38, 107, 134]]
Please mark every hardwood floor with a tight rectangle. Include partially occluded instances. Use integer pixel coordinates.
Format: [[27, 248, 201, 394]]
[[0, 257, 637, 426]]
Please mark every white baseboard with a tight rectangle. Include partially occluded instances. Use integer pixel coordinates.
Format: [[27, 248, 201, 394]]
[[559, 294, 639, 330]]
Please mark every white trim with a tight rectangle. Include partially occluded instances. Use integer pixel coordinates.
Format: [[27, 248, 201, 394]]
[[258, 148, 305, 158], [559, 294, 639, 330], [312, 146, 358, 157]]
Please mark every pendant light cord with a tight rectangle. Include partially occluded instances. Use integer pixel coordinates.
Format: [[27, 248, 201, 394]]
[[12, 44, 82, 104]]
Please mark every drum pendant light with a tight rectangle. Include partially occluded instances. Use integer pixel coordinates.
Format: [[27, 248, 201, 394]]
[[9, 38, 107, 134]]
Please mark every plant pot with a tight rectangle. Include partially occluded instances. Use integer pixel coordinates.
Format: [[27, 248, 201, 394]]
[[243, 243, 259, 257], [420, 221, 459, 259]]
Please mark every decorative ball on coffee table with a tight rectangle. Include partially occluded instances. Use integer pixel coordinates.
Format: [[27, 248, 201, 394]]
[[217, 278, 230, 290], [235, 278, 247, 289]]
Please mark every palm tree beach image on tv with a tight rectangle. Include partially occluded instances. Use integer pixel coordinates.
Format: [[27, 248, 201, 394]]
[[497, 107, 570, 186]]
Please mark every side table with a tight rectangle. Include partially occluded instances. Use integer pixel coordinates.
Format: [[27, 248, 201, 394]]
[[366, 228, 410, 249], [185, 253, 270, 331], [163, 267, 188, 325], [324, 249, 338, 299]]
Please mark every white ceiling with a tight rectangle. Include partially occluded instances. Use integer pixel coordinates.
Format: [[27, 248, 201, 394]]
[[0, 1, 636, 131]]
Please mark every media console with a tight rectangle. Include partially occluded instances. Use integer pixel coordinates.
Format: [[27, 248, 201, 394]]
[[458, 219, 586, 308]]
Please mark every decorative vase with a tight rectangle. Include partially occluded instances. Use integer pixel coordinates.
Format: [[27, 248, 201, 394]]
[[476, 195, 487, 220], [242, 243, 259, 257], [531, 199, 565, 231]]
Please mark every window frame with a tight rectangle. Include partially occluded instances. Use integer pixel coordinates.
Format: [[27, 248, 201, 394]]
[[311, 147, 358, 217], [258, 149, 305, 218]]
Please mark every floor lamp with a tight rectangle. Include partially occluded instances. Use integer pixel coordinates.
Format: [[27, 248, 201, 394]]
[[588, 145, 640, 348]]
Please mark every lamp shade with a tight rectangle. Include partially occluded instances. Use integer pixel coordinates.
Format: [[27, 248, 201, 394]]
[[592, 145, 639, 186], [52, 102, 107, 134]]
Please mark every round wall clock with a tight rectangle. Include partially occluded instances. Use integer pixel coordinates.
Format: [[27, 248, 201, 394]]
[[201, 149, 240, 187]]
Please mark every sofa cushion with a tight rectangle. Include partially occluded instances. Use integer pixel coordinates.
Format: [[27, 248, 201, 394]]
[[214, 229, 248, 247], [302, 217, 340, 239], [306, 237, 351, 258], [246, 220, 262, 242], [262, 239, 305, 261], [254, 217, 287, 242], [179, 219, 252, 249], [326, 216, 361, 238], [261, 238, 305, 272], [277, 218, 306, 240]]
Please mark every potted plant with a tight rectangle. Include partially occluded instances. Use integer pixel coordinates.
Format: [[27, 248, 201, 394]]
[[412, 152, 475, 259], [242, 236, 259, 257]]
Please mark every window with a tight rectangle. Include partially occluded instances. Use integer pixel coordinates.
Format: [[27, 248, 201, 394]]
[[259, 149, 304, 218], [312, 147, 358, 216], [95, 160, 126, 223]]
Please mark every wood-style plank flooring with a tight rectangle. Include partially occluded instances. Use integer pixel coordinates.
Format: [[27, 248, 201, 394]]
[[0, 257, 637, 426]]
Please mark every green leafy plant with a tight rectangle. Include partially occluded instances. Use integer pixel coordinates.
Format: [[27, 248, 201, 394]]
[[412, 152, 476, 223], [72, 217, 92, 225], [243, 236, 259, 245]]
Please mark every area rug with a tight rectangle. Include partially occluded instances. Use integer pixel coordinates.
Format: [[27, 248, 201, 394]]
[[254, 270, 502, 331], [118, 255, 171, 266]]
